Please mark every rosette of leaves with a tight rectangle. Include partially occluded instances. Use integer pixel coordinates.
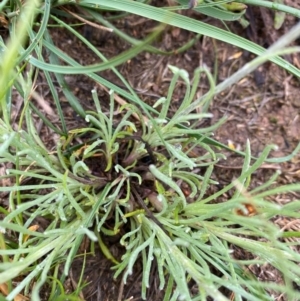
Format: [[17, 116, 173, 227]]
[[1, 66, 300, 301], [0, 65, 221, 299]]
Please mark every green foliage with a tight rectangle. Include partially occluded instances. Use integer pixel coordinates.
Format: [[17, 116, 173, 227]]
[[0, 0, 300, 300]]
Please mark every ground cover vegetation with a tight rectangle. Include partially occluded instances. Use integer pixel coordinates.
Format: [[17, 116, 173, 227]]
[[0, 0, 300, 300]]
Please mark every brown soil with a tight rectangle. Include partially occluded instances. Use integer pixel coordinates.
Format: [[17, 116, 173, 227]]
[[1, 1, 300, 300]]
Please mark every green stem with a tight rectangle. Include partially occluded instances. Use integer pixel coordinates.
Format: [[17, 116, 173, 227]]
[[237, 0, 300, 17]]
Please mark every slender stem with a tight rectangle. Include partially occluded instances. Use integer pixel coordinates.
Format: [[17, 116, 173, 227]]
[[238, 0, 300, 17]]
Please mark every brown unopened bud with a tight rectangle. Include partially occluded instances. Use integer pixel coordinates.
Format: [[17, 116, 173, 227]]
[[148, 192, 163, 212]]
